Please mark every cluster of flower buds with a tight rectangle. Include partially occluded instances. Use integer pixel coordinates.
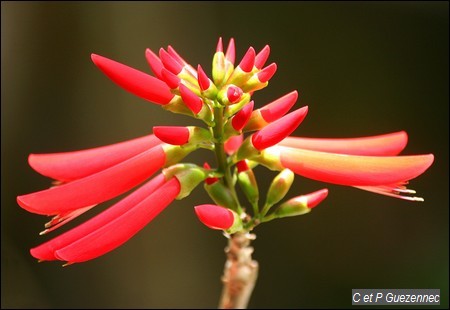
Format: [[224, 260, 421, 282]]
[[17, 38, 434, 264]]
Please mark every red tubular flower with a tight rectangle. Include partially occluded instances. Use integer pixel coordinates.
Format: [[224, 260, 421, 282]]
[[145, 48, 164, 80], [160, 67, 181, 89], [194, 204, 235, 230], [159, 48, 183, 75], [257, 63, 277, 83], [245, 91, 298, 131], [197, 65, 211, 91], [30, 174, 180, 263], [91, 54, 174, 105], [252, 106, 309, 150], [28, 134, 161, 182], [17, 144, 168, 215], [254, 45, 270, 69], [279, 131, 408, 156], [278, 147, 434, 187], [179, 83, 203, 114], [238, 47, 256, 73], [231, 101, 254, 131]]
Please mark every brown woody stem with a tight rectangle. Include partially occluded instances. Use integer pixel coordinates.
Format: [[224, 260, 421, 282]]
[[218, 233, 259, 309]]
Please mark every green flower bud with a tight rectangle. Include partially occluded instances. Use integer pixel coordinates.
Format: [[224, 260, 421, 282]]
[[265, 169, 295, 207], [204, 181, 240, 212], [236, 160, 259, 205]]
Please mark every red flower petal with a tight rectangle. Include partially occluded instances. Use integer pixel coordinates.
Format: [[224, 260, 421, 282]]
[[153, 126, 189, 145], [194, 204, 234, 230], [54, 177, 180, 263], [28, 134, 161, 182], [252, 106, 308, 151], [17, 145, 166, 215], [30, 174, 168, 261], [91, 54, 174, 105], [278, 146, 434, 186], [259, 91, 298, 123], [279, 131, 408, 156]]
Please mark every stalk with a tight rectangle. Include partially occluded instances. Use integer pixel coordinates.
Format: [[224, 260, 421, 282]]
[[218, 233, 259, 309]]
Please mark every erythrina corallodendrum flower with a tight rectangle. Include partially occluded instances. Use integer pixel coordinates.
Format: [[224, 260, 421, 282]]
[[18, 37, 434, 308]]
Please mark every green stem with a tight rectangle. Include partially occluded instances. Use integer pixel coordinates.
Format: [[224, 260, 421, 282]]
[[213, 105, 243, 214]]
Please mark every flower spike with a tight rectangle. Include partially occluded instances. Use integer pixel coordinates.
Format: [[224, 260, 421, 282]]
[[91, 54, 175, 105]]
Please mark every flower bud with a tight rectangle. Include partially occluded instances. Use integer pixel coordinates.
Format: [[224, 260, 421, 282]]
[[197, 65, 218, 98], [251, 106, 309, 151], [153, 126, 212, 147], [194, 204, 243, 233], [266, 169, 295, 207], [204, 180, 240, 212], [274, 189, 328, 218], [217, 85, 243, 106], [212, 37, 226, 85], [236, 160, 259, 205]]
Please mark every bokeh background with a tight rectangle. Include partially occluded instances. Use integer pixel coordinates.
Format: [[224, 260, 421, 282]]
[[2, 2, 448, 308]]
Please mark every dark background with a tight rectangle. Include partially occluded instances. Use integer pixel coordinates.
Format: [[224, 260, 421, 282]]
[[2, 2, 448, 308]]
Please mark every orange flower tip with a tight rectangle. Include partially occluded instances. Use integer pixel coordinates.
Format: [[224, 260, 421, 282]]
[[252, 106, 309, 150], [153, 126, 189, 145], [239, 47, 256, 73], [179, 83, 203, 114], [236, 160, 250, 173], [232, 101, 254, 131], [255, 45, 271, 69], [145, 48, 164, 79], [227, 85, 244, 104], [197, 65, 211, 91], [39, 229, 48, 236], [257, 63, 277, 83], [62, 262, 74, 267], [306, 189, 329, 209], [160, 67, 180, 89], [159, 48, 183, 75], [216, 37, 224, 53], [260, 90, 299, 122], [194, 204, 234, 230], [37, 259, 45, 263], [225, 38, 235, 64]]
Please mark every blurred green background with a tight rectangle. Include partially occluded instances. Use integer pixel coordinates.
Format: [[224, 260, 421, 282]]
[[2, 1, 448, 308]]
